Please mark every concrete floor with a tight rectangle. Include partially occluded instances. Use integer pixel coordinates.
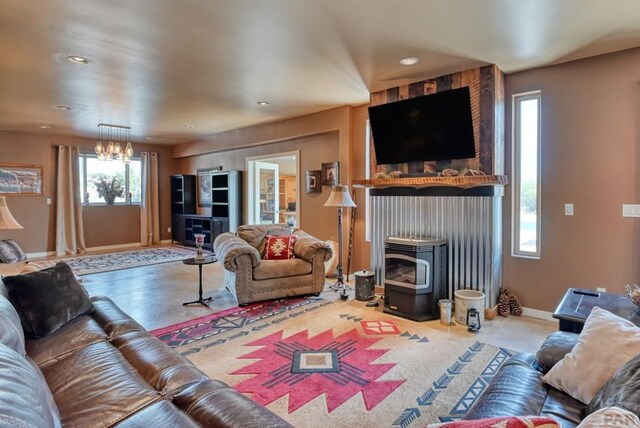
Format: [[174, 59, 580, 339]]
[[82, 257, 558, 354]]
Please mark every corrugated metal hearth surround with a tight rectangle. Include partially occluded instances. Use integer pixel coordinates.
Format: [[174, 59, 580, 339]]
[[370, 194, 502, 307]]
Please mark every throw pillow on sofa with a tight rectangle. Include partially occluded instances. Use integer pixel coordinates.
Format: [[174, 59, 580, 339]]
[[428, 416, 560, 427], [577, 407, 640, 428], [586, 353, 640, 417], [2, 262, 94, 339], [263, 234, 297, 260], [0, 294, 25, 356], [543, 306, 640, 404], [0, 238, 27, 263]]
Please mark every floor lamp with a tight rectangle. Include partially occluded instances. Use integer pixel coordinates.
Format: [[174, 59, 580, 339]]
[[324, 185, 356, 300], [0, 196, 23, 230]]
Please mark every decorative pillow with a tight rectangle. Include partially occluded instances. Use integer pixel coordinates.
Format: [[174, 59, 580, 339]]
[[432, 416, 560, 428], [543, 307, 640, 404], [577, 407, 640, 428], [2, 262, 94, 339], [586, 353, 640, 417], [263, 234, 297, 260], [0, 239, 27, 263]]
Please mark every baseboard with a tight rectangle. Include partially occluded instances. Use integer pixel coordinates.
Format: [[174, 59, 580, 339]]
[[26, 251, 56, 259], [522, 307, 555, 321], [161, 239, 172, 245], [86, 242, 142, 252]]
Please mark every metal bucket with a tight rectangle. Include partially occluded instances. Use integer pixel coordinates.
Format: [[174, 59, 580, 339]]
[[354, 270, 375, 301], [438, 299, 452, 325]]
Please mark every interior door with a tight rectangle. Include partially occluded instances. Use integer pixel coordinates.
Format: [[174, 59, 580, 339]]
[[252, 161, 279, 225]]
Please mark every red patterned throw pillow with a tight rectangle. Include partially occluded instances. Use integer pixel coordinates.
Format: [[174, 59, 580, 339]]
[[263, 234, 296, 260], [436, 416, 560, 428]]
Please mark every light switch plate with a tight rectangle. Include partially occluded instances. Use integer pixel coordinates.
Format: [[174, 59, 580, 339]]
[[564, 203, 574, 216], [622, 204, 640, 217], [46, 198, 52, 205]]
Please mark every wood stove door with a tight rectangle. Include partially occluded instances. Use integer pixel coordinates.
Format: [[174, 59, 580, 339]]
[[384, 252, 429, 289]]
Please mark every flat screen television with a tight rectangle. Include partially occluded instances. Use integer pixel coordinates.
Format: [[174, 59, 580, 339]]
[[368, 87, 476, 165]]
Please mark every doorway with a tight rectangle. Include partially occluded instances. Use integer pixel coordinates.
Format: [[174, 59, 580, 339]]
[[246, 151, 300, 227]]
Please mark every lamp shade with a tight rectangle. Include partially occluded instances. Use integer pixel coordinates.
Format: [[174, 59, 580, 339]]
[[324, 185, 356, 208], [0, 196, 23, 229]]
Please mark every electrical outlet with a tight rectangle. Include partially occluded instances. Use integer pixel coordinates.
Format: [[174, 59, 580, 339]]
[[167, 227, 171, 233], [564, 204, 574, 216], [46, 198, 52, 205], [596, 287, 606, 293]]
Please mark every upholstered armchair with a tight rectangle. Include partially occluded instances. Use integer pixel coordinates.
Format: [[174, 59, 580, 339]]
[[213, 224, 332, 305]]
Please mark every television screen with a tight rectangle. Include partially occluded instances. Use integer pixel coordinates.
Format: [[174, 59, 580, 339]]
[[368, 87, 476, 165]]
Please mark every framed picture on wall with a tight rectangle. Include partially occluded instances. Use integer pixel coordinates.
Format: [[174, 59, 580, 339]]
[[197, 169, 213, 206], [0, 163, 44, 196], [321, 162, 339, 186], [305, 170, 321, 193]]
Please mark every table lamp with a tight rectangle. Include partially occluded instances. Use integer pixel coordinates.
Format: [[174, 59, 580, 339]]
[[324, 185, 356, 300], [0, 196, 23, 230]]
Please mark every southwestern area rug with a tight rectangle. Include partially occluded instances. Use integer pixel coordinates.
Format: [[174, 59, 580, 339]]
[[33, 246, 200, 275], [152, 296, 514, 427]]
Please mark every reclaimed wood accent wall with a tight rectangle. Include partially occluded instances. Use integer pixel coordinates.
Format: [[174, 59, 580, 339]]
[[369, 64, 504, 176]]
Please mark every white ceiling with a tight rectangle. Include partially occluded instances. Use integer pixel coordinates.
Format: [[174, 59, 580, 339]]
[[1, 0, 640, 145]]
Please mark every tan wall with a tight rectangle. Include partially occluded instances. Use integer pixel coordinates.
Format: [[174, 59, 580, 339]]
[[0, 131, 176, 253], [503, 47, 640, 311], [177, 133, 340, 242], [350, 104, 371, 272]]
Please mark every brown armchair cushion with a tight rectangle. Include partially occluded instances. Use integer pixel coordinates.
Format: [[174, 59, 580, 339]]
[[253, 259, 312, 281], [293, 231, 332, 262], [237, 224, 293, 257]]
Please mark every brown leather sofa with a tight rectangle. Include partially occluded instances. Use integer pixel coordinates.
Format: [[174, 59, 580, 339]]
[[214, 224, 332, 305], [463, 331, 583, 427], [0, 285, 291, 427]]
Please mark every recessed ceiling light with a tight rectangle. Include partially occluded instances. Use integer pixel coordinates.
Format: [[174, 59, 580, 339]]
[[183, 125, 194, 129], [66, 55, 90, 65], [53, 105, 71, 111], [38, 125, 51, 129], [256, 101, 271, 106], [399, 56, 420, 66], [145, 137, 152, 140]]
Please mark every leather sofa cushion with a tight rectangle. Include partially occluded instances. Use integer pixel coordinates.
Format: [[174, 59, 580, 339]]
[[0, 294, 25, 356], [586, 353, 640, 417], [536, 331, 579, 373], [90, 296, 147, 337], [115, 400, 200, 427], [0, 343, 61, 428], [253, 258, 312, 280], [39, 340, 161, 427], [26, 315, 108, 366], [173, 380, 294, 428], [110, 330, 209, 395], [3, 262, 94, 338]]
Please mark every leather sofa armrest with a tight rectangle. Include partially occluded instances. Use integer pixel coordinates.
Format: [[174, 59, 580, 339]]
[[292, 231, 332, 263], [213, 233, 261, 272], [536, 331, 579, 373]]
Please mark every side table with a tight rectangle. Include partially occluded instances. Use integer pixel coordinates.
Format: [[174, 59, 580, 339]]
[[182, 255, 217, 307], [553, 288, 640, 333]]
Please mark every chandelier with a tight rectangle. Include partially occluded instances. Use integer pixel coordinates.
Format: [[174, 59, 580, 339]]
[[94, 123, 134, 164]]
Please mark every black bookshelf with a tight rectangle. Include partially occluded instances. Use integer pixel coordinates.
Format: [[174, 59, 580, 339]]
[[211, 170, 242, 232], [171, 175, 196, 243]]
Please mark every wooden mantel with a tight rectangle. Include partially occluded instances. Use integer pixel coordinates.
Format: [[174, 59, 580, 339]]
[[352, 175, 508, 189]]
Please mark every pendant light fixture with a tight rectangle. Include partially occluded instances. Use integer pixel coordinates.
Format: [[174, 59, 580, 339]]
[[95, 123, 133, 164]]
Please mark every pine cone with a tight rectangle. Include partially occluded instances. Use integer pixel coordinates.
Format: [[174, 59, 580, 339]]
[[498, 289, 511, 317], [509, 293, 523, 316]]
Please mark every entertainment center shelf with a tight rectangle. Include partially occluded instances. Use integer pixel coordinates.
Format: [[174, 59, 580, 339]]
[[352, 175, 508, 189]]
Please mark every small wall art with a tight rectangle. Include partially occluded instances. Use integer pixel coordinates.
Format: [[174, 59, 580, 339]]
[[0, 163, 44, 196], [197, 168, 213, 206], [305, 170, 321, 193], [321, 162, 339, 186]]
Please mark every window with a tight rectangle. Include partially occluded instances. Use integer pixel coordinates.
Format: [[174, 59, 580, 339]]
[[512, 91, 541, 258], [79, 155, 142, 205]]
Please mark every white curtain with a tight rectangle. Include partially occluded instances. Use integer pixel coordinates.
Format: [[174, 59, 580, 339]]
[[140, 152, 160, 246], [55, 146, 86, 256]]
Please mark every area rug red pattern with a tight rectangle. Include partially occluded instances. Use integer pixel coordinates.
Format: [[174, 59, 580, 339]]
[[152, 296, 514, 427], [232, 328, 405, 412]]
